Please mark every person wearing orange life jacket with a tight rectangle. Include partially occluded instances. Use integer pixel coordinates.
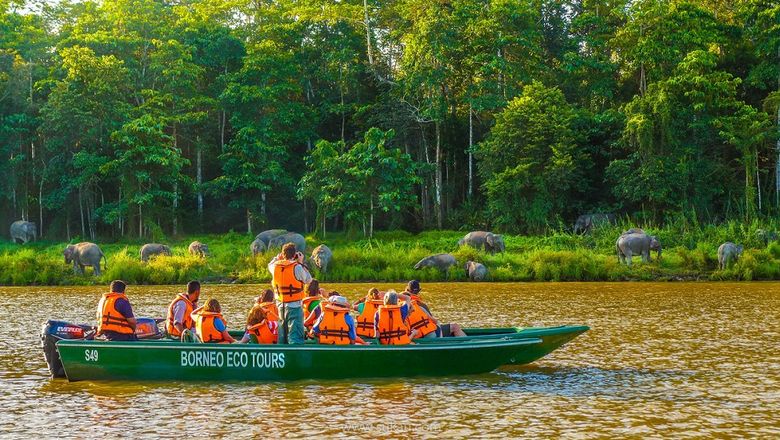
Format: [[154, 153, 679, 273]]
[[310, 295, 367, 345], [403, 280, 466, 339], [353, 287, 385, 339], [255, 288, 280, 322], [375, 290, 418, 345], [165, 280, 201, 338], [191, 298, 235, 343], [268, 243, 312, 344], [239, 304, 278, 344], [97, 280, 138, 341], [302, 279, 323, 331]]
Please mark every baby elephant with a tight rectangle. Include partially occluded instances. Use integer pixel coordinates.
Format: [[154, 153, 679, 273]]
[[64, 242, 107, 276], [718, 242, 743, 270], [140, 243, 172, 262], [188, 241, 210, 258], [250, 238, 267, 256], [465, 261, 487, 281], [310, 244, 333, 273], [414, 253, 457, 276]]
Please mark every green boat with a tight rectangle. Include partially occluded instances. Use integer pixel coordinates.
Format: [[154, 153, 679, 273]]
[[42, 320, 588, 382]]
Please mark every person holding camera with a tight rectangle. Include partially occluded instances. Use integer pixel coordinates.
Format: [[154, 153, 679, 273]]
[[267, 243, 312, 344]]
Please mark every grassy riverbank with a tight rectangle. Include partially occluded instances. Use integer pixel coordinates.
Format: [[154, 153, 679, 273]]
[[2, 221, 780, 286]]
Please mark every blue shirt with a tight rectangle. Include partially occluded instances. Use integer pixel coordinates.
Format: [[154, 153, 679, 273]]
[[114, 297, 134, 318], [312, 311, 357, 341], [214, 317, 226, 332]]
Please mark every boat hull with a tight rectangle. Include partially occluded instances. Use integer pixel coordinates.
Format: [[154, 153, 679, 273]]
[[56, 337, 542, 382]]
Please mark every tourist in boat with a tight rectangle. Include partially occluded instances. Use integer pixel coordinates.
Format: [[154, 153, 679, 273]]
[[268, 243, 312, 344], [165, 280, 201, 338], [375, 290, 416, 345], [239, 304, 278, 344], [302, 279, 323, 331], [191, 298, 235, 343], [255, 288, 280, 322], [310, 295, 367, 345], [403, 280, 467, 338], [353, 287, 385, 339], [96, 280, 138, 341]]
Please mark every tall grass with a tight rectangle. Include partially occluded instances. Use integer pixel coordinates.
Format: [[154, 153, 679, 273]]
[[2, 220, 780, 285]]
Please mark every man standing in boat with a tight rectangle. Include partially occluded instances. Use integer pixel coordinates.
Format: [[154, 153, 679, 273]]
[[268, 243, 312, 344], [96, 280, 138, 341]]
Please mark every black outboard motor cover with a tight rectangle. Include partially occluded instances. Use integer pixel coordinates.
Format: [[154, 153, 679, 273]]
[[41, 320, 94, 378]]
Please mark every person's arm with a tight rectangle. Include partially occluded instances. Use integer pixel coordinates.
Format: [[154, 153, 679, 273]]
[[238, 332, 251, 344], [295, 261, 313, 285], [172, 301, 186, 334], [214, 318, 235, 343], [310, 314, 324, 338], [190, 305, 204, 323], [267, 255, 281, 275], [304, 305, 320, 327]]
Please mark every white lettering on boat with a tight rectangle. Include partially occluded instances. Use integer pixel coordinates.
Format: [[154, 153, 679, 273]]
[[84, 349, 98, 362], [180, 350, 285, 369]]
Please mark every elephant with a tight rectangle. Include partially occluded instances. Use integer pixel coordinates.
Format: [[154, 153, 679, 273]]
[[458, 231, 505, 254], [140, 243, 172, 262], [64, 242, 107, 276], [268, 232, 306, 253], [254, 229, 288, 248], [718, 242, 743, 270], [310, 244, 333, 273], [573, 213, 617, 234], [616, 232, 661, 266], [188, 241, 210, 258], [621, 227, 645, 236], [756, 229, 778, 246], [465, 261, 487, 281], [250, 238, 267, 256], [414, 253, 457, 276], [10, 220, 36, 244]]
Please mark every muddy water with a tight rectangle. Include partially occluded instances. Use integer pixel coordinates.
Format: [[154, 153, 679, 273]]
[[0, 282, 778, 438]]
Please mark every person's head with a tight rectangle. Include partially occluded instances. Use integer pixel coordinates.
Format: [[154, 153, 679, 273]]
[[110, 280, 126, 294], [306, 279, 320, 297], [406, 280, 421, 295], [384, 290, 399, 306], [329, 295, 350, 309], [282, 243, 297, 260], [368, 287, 381, 300], [261, 288, 274, 303], [204, 298, 221, 313], [187, 280, 201, 303], [246, 304, 268, 327], [327, 290, 340, 298]]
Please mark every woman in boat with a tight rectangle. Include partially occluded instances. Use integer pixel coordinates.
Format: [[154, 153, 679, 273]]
[[310, 295, 368, 345], [353, 287, 385, 339], [255, 289, 280, 323], [302, 279, 323, 331], [403, 280, 466, 339], [374, 290, 417, 345], [239, 304, 278, 344], [191, 298, 235, 343]]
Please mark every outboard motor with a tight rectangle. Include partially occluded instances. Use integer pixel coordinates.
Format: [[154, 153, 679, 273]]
[[40, 320, 94, 378], [135, 317, 164, 339]]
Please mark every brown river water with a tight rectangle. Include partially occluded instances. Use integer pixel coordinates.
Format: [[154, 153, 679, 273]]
[[0, 282, 778, 438]]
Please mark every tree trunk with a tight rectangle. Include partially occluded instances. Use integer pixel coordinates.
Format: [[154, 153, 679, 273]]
[[138, 204, 143, 239], [468, 103, 473, 200], [369, 197, 374, 238], [435, 120, 443, 229], [776, 101, 780, 209], [757, 154, 762, 212], [38, 160, 45, 238], [247, 208, 252, 235], [363, 0, 374, 66], [197, 143, 203, 221], [79, 186, 85, 238], [173, 181, 179, 236], [220, 110, 226, 152], [303, 198, 308, 233], [261, 192, 267, 218]]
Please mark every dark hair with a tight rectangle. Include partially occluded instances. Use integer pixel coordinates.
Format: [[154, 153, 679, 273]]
[[204, 298, 221, 313], [306, 279, 320, 297], [110, 280, 126, 293], [261, 288, 274, 303], [246, 304, 267, 327], [187, 280, 201, 294], [282, 243, 296, 260]]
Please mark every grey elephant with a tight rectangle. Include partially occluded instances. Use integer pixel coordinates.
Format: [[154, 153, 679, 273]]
[[64, 242, 107, 276], [465, 261, 487, 281], [756, 229, 778, 246], [188, 241, 210, 258], [10, 220, 36, 244], [250, 238, 267, 256], [255, 229, 288, 248], [268, 232, 306, 253], [458, 231, 506, 254], [718, 242, 743, 269], [310, 244, 333, 273], [573, 213, 616, 234], [616, 232, 661, 266], [140, 243, 172, 262], [414, 253, 457, 276]]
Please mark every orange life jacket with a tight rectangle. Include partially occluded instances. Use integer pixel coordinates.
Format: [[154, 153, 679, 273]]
[[356, 299, 384, 338], [193, 310, 227, 343], [302, 296, 321, 322], [246, 320, 278, 344], [407, 296, 438, 338], [317, 304, 352, 345], [376, 305, 411, 345], [272, 260, 305, 303], [165, 293, 195, 337], [258, 301, 280, 322], [97, 292, 134, 335]]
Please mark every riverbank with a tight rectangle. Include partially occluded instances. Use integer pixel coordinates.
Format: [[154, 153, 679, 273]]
[[2, 223, 780, 286]]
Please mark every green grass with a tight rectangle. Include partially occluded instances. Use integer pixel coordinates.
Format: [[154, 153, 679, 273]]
[[2, 220, 780, 285]]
